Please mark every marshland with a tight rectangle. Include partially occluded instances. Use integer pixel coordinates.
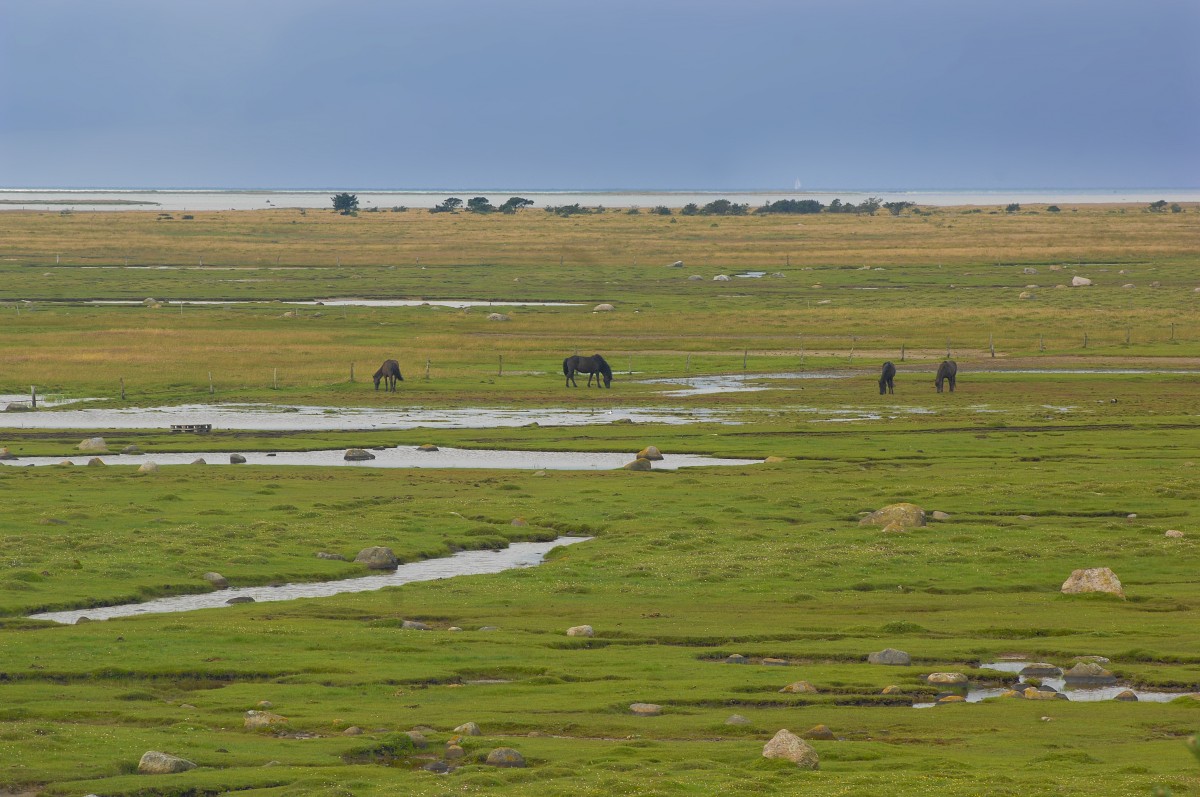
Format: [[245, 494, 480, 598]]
[[1, 202, 1199, 796]]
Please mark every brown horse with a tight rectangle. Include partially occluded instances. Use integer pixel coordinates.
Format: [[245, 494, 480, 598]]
[[373, 359, 403, 392], [935, 360, 957, 393]]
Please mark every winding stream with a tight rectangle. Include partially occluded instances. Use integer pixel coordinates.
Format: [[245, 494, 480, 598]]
[[29, 537, 591, 624]]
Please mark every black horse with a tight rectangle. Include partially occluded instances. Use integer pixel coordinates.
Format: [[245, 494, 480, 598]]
[[563, 354, 613, 388], [879, 361, 896, 395], [373, 359, 403, 392], [935, 360, 957, 393]]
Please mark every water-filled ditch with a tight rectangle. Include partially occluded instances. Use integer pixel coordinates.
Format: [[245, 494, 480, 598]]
[[1, 446, 760, 470], [29, 537, 592, 625], [912, 660, 1192, 707]]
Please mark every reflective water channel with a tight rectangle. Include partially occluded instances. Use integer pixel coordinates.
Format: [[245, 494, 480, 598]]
[[1, 446, 760, 470], [29, 537, 592, 624], [912, 660, 1192, 707]]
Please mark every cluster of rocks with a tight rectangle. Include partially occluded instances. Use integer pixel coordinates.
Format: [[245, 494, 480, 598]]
[[623, 445, 663, 471]]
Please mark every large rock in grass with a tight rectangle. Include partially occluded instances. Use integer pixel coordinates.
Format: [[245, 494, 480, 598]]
[[926, 672, 968, 686], [244, 710, 288, 729], [1061, 567, 1125, 598], [355, 546, 399, 570], [343, 448, 375, 461], [1063, 662, 1116, 685], [137, 750, 197, 774], [136, 461, 160, 475], [623, 458, 652, 471], [859, 503, 925, 532], [1071, 276, 1093, 287], [630, 703, 663, 716], [77, 437, 108, 452], [868, 648, 911, 666], [593, 303, 616, 312], [762, 729, 819, 769], [485, 747, 526, 767], [202, 572, 229, 589], [637, 446, 664, 461], [454, 721, 482, 736], [566, 625, 595, 637], [780, 681, 817, 694]]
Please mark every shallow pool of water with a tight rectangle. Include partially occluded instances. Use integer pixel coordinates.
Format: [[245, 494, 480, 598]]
[[2, 446, 760, 471], [642, 371, 851, 397], [913, 661, 1194, 705], [0, 403, 736, 431], [29, 537, 591, 624], [84, 298, 584, 308]]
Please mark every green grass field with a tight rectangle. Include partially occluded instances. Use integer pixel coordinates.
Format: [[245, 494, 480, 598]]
[[0, 205, 1198, 795]]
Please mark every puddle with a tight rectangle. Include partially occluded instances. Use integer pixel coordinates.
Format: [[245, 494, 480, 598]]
[[0, 394, 93, 410], [912, 661, 1193, 707], [642, 371, 851, 397], [0, 403, 736, 431], [2, 446, 761, 471], [29, 537, 591, 624], [82, 298, 584, 308]]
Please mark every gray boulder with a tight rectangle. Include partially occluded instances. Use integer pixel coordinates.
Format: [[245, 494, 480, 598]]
[[244, 710, 288, 729], [316, 552, 347, 561], [121, 445, 144, 455], [402, 620, 429, 630], [343, 448, 376, 461], [1061, 567, 1124, 598], [77, 437, 108, 452], [136, 461, 160, 475], [566, 625, 595, 637], [229, 454, 247, 464], [630, 702, 663, 716], [868, 648, 911, 666], [637, 446, 664, 461], [1063, 662, 1116, 685], [762, 729, 819, 769], [137, 750, 197, 774], [622, 458, 652, 471], [87, 457, 105, 466], [454, 721, 482, 736], [485, 747, 526, 767], [355, 546, 399, 570], [0, 447, 17, 460], [202, 572, 229, 589]]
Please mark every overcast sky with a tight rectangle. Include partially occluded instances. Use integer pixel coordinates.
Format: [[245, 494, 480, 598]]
[[2, 0, 1197, 190]]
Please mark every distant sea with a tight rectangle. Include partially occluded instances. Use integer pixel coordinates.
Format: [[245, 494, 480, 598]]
[[0, 188, 1197, 212]]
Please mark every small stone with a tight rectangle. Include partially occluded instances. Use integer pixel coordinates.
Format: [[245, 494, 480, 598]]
[[780, 681, 817, 694], [423, 761, 449, 773], [257, 700, 273, 708], [1165, 530, 1184, 538], [803, 724, 835, 740], [593, 303, 616, 312], [762, 729, 819, 769], [566, 625, 594, 637], [726, 714, 751, 725], [510, 517, 528, 526], [486, 313, 510, 321], [343, 448, 376, 461], [137, 750, 197, 774], [630, 703, 663, 716], [77, 437, 108, 452], [191, 458, 207, 465], [485, 747, 526, 767], [930, 511, 951, 521], [725, 654, 748, 664], [1063, 662, 1116, 684], [761, 657, 788, 666], [1114, 690, 1139, 702], [937, 695, 966, 704], [478, 626, 499, 632], [136, 461, 160, 474], [454, 722, 482, 735], [926, 672, 968, 685], [1071, 276, 1093, 287], [445, 744, 465, 759], [226, 596, 254, 604], [881, 685, 902, 695], [1019, 663, 1063, 678], [342, 726, 363, 736], [622, 458, 652, 471], [316, 552, 347, 560], [447, 627, 463, 632], [1022, 687, 1061, 701], [405, 730, 428, 748], [417, 444, 439, 452], [764, 456, 786, 463], [402, 620, 429, 630], [229, 454, 247, 464]]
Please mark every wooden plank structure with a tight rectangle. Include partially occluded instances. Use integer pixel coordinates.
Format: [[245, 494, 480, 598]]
[[169, 423, 212, 433]]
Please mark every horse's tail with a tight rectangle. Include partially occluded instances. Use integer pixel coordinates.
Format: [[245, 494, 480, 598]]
[[563, 357, 572, 376]]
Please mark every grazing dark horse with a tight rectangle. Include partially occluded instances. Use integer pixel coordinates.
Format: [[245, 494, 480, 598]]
[[935, 360, 957, 393], [879, 361, 896, 395], [373, 359, 403, 392], [563, 354, 613, 388]]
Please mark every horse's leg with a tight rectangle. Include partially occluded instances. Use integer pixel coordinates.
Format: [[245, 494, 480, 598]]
[[949, 375, 955, 392]]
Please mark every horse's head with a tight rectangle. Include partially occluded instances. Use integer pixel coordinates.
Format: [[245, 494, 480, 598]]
[[603, 372, 612, 388], [373, 373, 382, 390], [879, 378, 888, 395]]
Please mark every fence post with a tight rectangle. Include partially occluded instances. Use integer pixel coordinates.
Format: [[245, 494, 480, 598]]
[[273, 368, 279, 389], [209, 372, 214, 395], [629, 355, 633, 375], [1125, 328, 1131, 345], [30, 386, 36, 409], [425, 358, 431, 380], [498, 355, 503, 377], [990, 334, 995, 358], [1039, 334, 1045, 352], [900, 343, 905, 362], [685, 354, 691, 373], [350, 362, 355, 382], [1083, 332, 1088, 349], [946, 340, 951, 358], [120, 377, 126, 401]]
